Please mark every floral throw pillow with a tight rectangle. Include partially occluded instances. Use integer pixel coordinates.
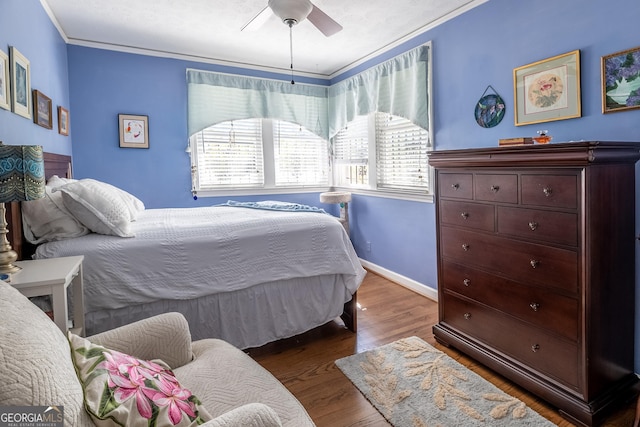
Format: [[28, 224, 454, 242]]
[[68, 333, 211, 427]]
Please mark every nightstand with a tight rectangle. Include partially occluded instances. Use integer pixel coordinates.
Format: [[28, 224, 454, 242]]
[[10, 256, 85, 336]]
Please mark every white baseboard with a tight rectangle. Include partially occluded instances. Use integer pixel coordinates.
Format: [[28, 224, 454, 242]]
[[359, 259, 438, 302]]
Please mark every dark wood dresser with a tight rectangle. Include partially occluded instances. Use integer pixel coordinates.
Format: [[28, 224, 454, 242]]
[[429, 141, 640, 427]]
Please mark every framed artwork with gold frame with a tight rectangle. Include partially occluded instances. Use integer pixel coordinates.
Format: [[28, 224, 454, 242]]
[[513, 50, 581, 126]]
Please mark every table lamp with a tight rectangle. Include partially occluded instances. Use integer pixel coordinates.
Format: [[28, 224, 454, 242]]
[[319, 191, 352, 235], [0, 143, 45, 273]]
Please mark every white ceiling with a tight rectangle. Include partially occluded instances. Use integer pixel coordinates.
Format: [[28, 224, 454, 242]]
[[41, 0, 486, 79]]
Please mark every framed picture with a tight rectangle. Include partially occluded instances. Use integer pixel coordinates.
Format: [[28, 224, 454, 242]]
[[513, 50, 581, 126], [601, 46, 640, 113], [10, 46, 31, 119], [0, 49, 10, 111], [58, 106, 69, 136], [119, 114, 149, 148], [32, 90, 52, 129]]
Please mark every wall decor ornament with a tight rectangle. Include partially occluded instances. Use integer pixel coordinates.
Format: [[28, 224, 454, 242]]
[[58, 106, 69, 136], [33, 90, 52, 129], [9, 47, 31, 120], [513, 50, 581, 126], [601, 45, 640, 113], [474, 85, 505, 128], [0, 49, 10, 111], [118, 114, 149, 148]]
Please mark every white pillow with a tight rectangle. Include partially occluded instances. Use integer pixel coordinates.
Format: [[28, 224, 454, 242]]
[[21, 184, 90, 244], [113, 186, 145, 221], [55, 179, 134, 237], [47, 174, 77, 188]]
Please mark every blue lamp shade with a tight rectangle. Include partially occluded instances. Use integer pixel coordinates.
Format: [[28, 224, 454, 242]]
[[0, 144, 45, 203]]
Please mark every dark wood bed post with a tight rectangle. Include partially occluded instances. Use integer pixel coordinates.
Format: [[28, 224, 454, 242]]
[[341, 291, 357, 332]]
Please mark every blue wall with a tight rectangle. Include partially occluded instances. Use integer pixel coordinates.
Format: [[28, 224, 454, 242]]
[[5, 0, 640, 369], [0, 0, 72, 155]]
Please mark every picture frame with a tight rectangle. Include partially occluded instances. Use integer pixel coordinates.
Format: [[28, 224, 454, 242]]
[[58, 106, 69, 136], [601, 45, 640, 114], [10, 46, 31, 119], [119, 114, 149, 148], [0, 49, 10, 111], [513, 50, 581, 126], [32, 90, 52, 129]]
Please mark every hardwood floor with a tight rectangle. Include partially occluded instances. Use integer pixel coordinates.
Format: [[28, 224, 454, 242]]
[[247, 270, 638, 427]]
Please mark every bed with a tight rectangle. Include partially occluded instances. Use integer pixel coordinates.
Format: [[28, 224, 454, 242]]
[[8, 153, 365, 349]]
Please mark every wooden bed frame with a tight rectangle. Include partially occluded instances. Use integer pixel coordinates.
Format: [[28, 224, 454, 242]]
[[6, 152, 357, 332]]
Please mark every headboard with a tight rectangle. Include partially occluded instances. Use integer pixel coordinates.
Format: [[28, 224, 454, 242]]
[[6, 152, 73, 260]]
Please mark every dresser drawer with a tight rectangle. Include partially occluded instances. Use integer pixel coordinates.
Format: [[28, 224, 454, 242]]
[[441, 260, 578, 340], [438, 173, 473, 199], [474, 174, 518, 203], [521, 174, 578, 209], [440, 200, 494, 232], [498, 206, 578, 246], [440, 227, 578, 293], [442, 294, 579, 389]]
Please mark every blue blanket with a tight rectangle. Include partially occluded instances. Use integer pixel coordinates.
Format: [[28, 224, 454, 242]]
[[218, 200, 327, 214]]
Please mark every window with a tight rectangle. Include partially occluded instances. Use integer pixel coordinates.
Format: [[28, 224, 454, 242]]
[[273, 120, 329, 187], [332, 112, 431, 194], [332, 115, 370, 187], [190, 119, 329, 193], [191, 119, 264, 189]]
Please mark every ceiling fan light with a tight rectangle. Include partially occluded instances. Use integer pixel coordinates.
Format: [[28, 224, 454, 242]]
[[268, 0, 313, 25]]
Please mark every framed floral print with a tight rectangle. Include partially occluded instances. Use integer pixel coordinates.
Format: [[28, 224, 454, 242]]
[[513, 50, 581, 126], [601, 45, 640, 113]]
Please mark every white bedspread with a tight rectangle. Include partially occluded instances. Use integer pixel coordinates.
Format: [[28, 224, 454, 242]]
[[35, 206, 365, 313]]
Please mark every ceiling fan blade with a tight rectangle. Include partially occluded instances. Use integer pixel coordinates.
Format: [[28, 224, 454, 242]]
[[307, 4, 342, 36], [241, 5, 273, 32]]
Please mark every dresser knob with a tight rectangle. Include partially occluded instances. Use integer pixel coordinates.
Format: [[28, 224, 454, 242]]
[[530, 302, 540, 311], [530, 259, 540, 268], [542, 187, 553, 197], [490, 185, 500, 193], [462, 243, 470, 251], [464, 313, 472, 320], [463, 278, 471, 286], [528, 221, 538, 231], [531, 344, 540, 352], [451, 183, 460, 190], [461, 212, 469, 219]]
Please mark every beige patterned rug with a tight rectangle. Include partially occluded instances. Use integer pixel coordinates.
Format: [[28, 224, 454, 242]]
[[335, 336, 557, 426]]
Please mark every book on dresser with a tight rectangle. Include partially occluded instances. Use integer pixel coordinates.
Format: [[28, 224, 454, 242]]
[[428, 141, 640, 427]]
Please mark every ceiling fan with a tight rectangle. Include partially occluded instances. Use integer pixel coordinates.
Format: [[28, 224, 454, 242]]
[[242, 0, 343, 37]]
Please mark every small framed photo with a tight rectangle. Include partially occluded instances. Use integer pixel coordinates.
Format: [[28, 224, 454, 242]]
[[119, 114, 149, 148], [513, 50, 581, 126], [601, 46, 640, 114], [58, 106, 69, 136], [10, 46, 31, 119], [33, 90, 52, 129], [0, 49, 10, 111]]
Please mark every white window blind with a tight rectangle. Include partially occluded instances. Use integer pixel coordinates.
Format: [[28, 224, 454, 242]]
[[376, 113, 430, 191], [332, 115, 369, 186], [274, 121, 329, 186], [191, 119, 264, 189]]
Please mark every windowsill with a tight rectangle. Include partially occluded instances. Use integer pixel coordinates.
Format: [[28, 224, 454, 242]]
[[194, 186, 434, 203]]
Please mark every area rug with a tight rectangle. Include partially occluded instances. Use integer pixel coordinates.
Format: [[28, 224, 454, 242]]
[[335, 336, 557, 426]]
